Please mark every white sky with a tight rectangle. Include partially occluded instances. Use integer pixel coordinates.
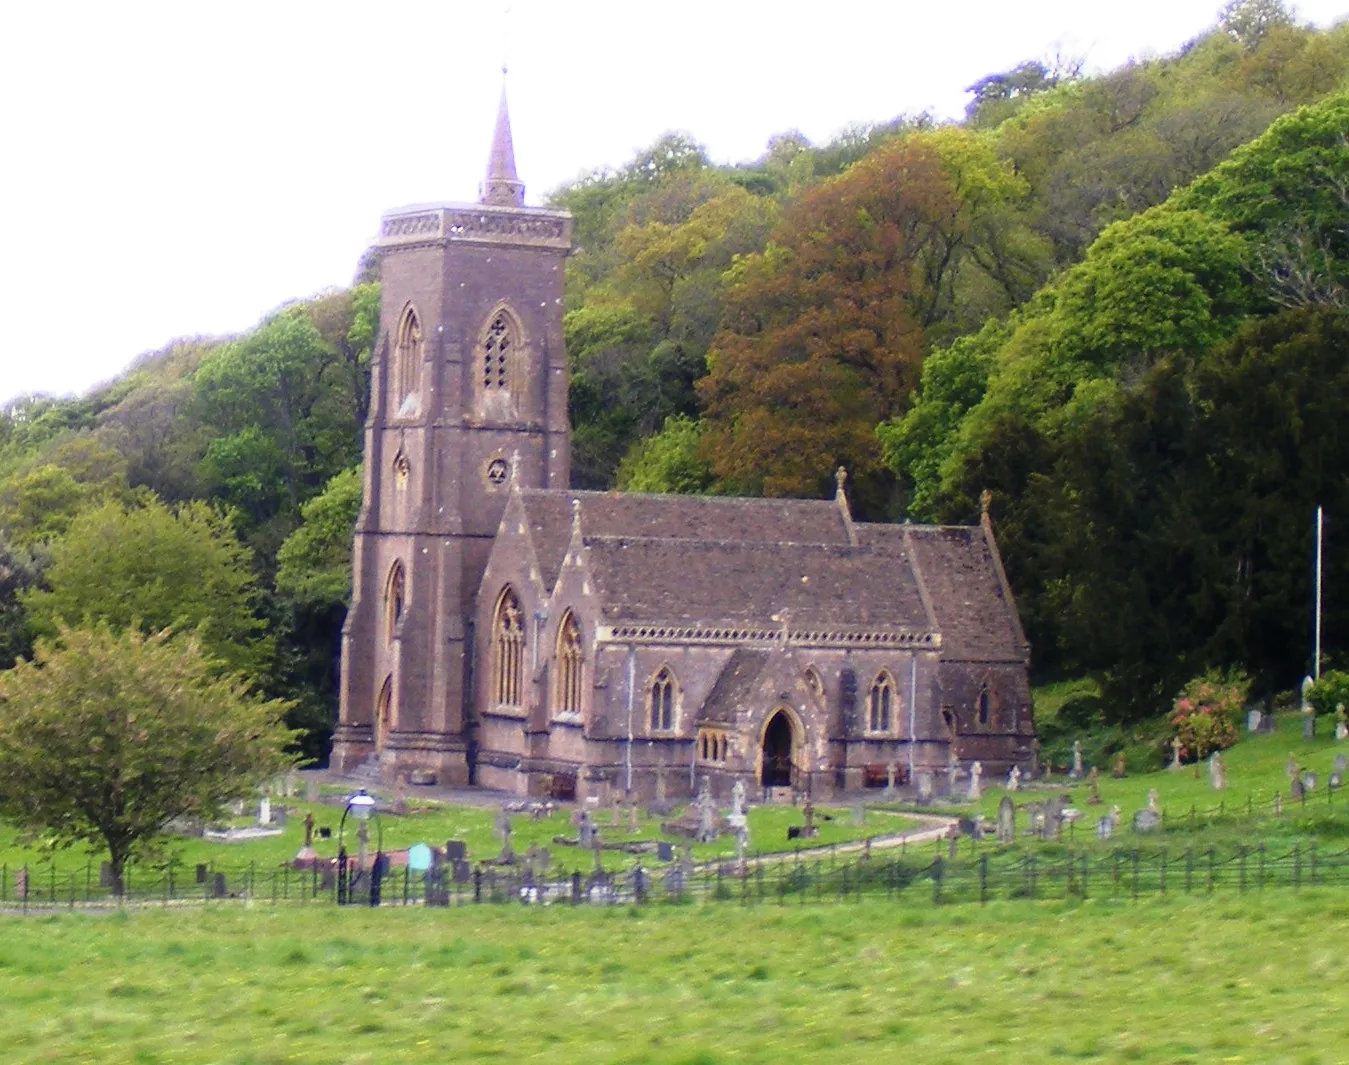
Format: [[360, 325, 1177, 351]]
[[1, 0, 1346, 406]]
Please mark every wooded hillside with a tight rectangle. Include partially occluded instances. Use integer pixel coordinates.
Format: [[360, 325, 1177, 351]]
[[3, 0, 1346, 753]]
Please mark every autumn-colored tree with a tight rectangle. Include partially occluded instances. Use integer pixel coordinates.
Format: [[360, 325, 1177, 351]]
[[699, 138, 960, 505]]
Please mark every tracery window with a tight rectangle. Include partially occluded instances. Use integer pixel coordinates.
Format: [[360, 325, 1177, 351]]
[[869, 672, 895, 732], [555, 611, 583, 715], [492, 587, 525, 708], [384, 561, 406, 644], [393, 304, 423, 409], [482, 310, 516, 392], [650, 666, 676, 731]]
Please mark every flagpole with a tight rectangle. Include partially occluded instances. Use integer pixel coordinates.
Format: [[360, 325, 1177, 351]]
[[1315, 505, 1324, 681]]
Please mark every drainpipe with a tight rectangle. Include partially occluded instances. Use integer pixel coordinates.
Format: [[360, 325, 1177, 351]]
[[625, 645, 636, 794], [907, 654, 918, 784]]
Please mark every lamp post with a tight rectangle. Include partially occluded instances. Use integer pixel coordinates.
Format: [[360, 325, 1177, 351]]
[[336, 790, 383, 906]]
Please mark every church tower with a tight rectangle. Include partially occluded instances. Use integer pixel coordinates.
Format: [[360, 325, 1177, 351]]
[[332, 85, 573, 783]]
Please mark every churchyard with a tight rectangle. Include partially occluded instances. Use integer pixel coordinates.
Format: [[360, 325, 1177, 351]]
[[1, 892, 1347, 1064]]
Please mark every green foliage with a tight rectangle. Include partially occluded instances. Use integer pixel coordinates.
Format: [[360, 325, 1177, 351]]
[[21, 497, 270, 677], [275, 466, 363, 612], [1170, 669, 1250, 760], [616, 415, 713, 494], [0, 624, 295, 891], [1307, 670, 1349, 717]]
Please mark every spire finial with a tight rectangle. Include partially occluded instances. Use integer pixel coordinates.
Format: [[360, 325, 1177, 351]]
[[835, 466, 848, 497], [482, 72, 525, 207]]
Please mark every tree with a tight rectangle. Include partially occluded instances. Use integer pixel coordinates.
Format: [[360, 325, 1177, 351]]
[[616, 415, 714, 494], [22, 496, 270, 677], [1219, 0, 1295, 49], [0, 625, 295, 894], [275, 465, 363, 613]]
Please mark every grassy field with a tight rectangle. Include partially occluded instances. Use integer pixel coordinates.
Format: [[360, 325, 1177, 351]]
[[1, 893, 1347, 1063], [0, 800, 917, 882]]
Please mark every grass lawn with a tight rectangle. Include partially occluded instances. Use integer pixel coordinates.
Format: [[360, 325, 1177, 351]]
[[1, 892, 1347, 1063], [0, 801, 918, 883]]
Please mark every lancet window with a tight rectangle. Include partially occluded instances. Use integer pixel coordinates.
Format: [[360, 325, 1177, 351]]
[[650, 667, 676, 731], [555, 611, 583, 715], [492, 587, 525, 708], [869, 673, 895, 732], [978, 686, 991, 726], [384, 561, 406, 644], [392, 304, 423, 409], [482, 310, 516, 392]]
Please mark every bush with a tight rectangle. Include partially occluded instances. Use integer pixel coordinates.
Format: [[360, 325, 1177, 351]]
[[1307, 671, 1349, 717], [1170, 669, 1249, 762]]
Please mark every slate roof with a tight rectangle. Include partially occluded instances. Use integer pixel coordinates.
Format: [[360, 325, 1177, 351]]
[[508, 487, 1027, 664], [582, 535, 931, 633], [864, 524, 1027, 662], [519, 489, 851, 592], [699, 648, 772, 724]]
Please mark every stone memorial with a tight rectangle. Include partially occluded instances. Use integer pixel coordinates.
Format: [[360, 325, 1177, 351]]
[[657, 841, 674, 862], [966, 761, 983, 802], [1169, 737, 1183, 771], [917, 771, 935, 805], [1334, 753, 1348, 776], [1304, 714, 1317, 740], [884, 762, 898, 800], [1291, 768, 1305, 802], [852, 804, 865, 827], [1305, 770, 1318, 792], [1112, 752, 1127, 779], [445, 839, 467, 862], [1087, 766, 1102, 805], [1209, 751, 1227, 791], [1302, 674, 1315, 712], [1147, 789, 1161, 815], [731, 779, 746, 819], [1070, 740, 1084, 780], [304, 777, 320, 803], [1096, 813, 1114, 840], [695, 778, 719, 844], [1133, 809, 1160, 833], [1006, 765, 1021, 792], [258, 797, 271, 826], [946, 754, 960, 796], [800, 797, 818, 839], [996, 796, 1015, 844], [1248, 708, 1264, 733], [1288, 754, 1300, 780], [1337, 706, 1348, 741], [628, 803, 640, 834]]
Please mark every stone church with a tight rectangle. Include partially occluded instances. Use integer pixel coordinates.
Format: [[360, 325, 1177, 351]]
[[332, 89, 1035, 800]]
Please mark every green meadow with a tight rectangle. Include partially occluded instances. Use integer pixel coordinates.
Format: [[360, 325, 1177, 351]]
[[2, 893, 1347, 1064]]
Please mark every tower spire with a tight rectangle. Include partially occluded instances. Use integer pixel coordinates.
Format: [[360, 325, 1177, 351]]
[[482, 70, 525, 207]]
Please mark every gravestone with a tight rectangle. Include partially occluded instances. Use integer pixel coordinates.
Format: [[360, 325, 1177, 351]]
[[1209, 751, 1227, 791], [1290, 769, 1305, 802], [657, 841, 674, 862], [1304, 714, 1317, 740], [916, 771, 934, 805], [258, 797, 272, 826], [610, 799, 623, 829], [1006, 765, 1021, 792], [1112, 752, 1127, 779], [194, 863, 208, 885], [800, 797, 818, 839], [731, 779, 746, 819], [452, 860, 471, 884], [1334, 754, 1347, 776], [966, 761, 983, 802], [628, 803, 639, 834], [996, 796, 1015, 844], [852, 804, 865, 827], [304, 778, 320, 803], [735, 825, 749, 867], [211, 872, 229, 898], [1096, 815, 1115, 841], [1070, 740, 1084, 780], [1331, 772, 1343, 790], [494, 808, 514, 863], [1247, 708, 1264, 733], [695, 779, 718, 844], [1169, 737, 1183, 771], [1338, 721, 1349, 741], [1147, 789, 1161, 815], [884, 762, 898, 800], [445, 840, 467, 862], [1305, 770, 1318, 792], [1288, 754, 1300, 780], [1133, 809, 1160, 834], [1087, 766, 1102, 806], [946, 755, 960, 796], [1301, 674, 1315, 712]]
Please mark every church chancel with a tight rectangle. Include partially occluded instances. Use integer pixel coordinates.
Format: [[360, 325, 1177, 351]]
[[333, 87, 1036, 801]]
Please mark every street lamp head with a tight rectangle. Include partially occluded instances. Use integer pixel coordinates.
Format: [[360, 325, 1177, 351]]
[[348, 790, 376, 821]]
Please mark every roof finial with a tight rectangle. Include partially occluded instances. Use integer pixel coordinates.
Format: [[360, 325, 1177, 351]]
[[482, 71, 525, 208], [980, 489, 993, 520], [570, 497, 582, 537], [835, 467, 848, 497], [834, 466, 857, 545]]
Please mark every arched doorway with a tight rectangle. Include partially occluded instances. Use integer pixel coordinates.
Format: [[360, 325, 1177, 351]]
[[375, 677, 393, 752], [761, 708, 797, 788]]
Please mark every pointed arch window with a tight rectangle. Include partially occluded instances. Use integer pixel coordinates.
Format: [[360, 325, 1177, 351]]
[[650, 667, 676, 732], [805, 667, 824, 701], [492, 587, 525, 708], [376, 675, 394, 750], [393, 304, 423, 411], [555, 611, 583, 715], [384, 561, 406, 644], [977, 686, 991, 726], [481, 309, 517, 392], [869, 673, 895, 732]]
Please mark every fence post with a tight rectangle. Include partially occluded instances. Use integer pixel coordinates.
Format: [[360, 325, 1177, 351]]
[[932, 857, 943, 905], [979, 854, 988, 905]]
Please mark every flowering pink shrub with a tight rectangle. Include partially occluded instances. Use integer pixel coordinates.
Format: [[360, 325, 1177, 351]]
[[1170, 670, 1248, 762]]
